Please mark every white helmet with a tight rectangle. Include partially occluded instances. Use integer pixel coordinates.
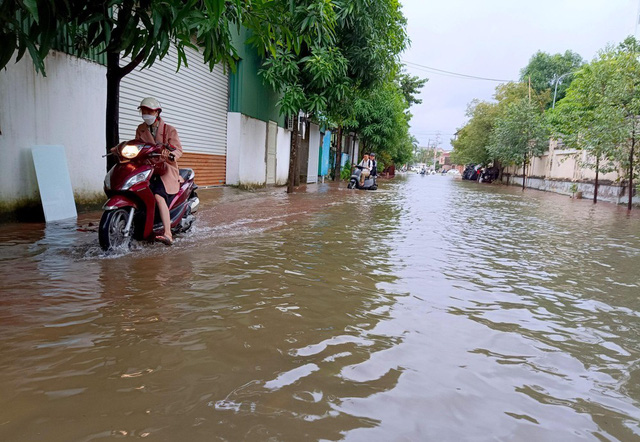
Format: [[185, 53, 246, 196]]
[[138, 97, 162, 112]]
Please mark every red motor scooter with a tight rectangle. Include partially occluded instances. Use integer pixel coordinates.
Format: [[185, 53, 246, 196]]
[[99, 140, 199, 251]]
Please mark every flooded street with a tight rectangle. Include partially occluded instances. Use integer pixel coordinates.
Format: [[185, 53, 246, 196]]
[[1, 175, 639, 441]]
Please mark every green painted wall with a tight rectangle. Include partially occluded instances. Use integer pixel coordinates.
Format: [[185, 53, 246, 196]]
[[229, 27, 285, 127]]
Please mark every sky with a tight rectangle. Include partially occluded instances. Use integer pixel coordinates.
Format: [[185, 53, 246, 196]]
[[400, 0, 640, 151]]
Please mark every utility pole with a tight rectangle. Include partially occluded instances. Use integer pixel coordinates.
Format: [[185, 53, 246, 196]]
[[434, 132, 441, 170]]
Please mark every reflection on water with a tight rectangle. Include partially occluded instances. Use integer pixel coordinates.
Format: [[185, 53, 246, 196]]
[[0, 177, 639, 441]]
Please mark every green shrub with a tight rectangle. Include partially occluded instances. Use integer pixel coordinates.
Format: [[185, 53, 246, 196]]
[[341, 161, 352, 180]]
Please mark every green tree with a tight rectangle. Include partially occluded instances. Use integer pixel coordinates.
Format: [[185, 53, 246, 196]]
[[452, 82, 548, 175], [607, 37, 640, 210], [248, 0, 347, 192], [551, 37, 640, 209], [451, 100, 497, 166], [488, 98, 549, 189], [398, 72, 428, 108], [353, 77, 416, 167], [520, 50, 584, 106], [328, 0, 409, 181], [549, 62, 620, 203]]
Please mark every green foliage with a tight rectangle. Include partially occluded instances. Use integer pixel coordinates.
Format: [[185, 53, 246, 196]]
[[1, 0, 241, 75], [451, 100, 497, 165], [551, 37, 640, 188], [340, 160, 352, 180], [520, 50, 584, 105], [250, 1, 349, 120], [488, 98, 549, 167], [398, 72, 428, 108], [569, 183, 578, 196], [334, 0, 408, 88], [452, 82, 549, 167], [352, 78, 416, 165]]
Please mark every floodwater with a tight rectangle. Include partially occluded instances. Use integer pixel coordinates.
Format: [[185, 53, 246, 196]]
[[1, 174, 639, 441]]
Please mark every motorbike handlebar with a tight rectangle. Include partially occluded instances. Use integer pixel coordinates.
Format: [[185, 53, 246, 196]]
[[149, 151, 175, 161]]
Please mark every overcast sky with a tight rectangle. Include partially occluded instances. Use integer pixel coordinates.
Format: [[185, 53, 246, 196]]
[[400, 0, 640, 151]]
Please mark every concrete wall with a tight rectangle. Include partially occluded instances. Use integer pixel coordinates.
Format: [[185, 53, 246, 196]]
[[0, 51, 107, 210], [226, 112, 292, 187], [506, 175, 627, 204], [226, 112, 266, 186], [507, 140, 623, 183], [502, 139, 635, 205]]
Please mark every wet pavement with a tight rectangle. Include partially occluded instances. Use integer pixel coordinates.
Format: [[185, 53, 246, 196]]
[[1, 174, 639, 441]]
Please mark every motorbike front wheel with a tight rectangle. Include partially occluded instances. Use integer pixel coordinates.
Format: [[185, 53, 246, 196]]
[[347, 179, 356, 189], [99, 208, 133, 251]]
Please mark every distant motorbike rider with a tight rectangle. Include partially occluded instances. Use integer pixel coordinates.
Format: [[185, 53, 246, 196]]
[[357, 154, 372, 186], [135, 97, 183, 245], [369, 152, 378, 177]]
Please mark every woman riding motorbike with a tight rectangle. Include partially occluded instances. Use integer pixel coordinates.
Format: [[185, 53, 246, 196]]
[[135, 97, 183, 245]]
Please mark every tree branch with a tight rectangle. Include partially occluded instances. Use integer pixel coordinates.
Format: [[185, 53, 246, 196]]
[[119, 50, 146, 78]]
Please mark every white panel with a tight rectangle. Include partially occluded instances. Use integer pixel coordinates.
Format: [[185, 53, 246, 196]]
[[238, 115, 267, 185], [276, 128, 292, 185], [307, 124, 320, 183], [119, 45, 228, 156], [32, 145, 77, 222], [266, 121, 277, 184]]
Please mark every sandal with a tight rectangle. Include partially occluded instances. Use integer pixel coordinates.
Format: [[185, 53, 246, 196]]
[[156, 234, 173, 246]]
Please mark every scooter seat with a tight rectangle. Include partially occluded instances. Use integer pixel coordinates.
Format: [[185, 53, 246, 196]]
[[179, 168, 194, 181]]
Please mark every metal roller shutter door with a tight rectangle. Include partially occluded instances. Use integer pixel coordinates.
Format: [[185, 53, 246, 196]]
[[119, 46, 228, 157]]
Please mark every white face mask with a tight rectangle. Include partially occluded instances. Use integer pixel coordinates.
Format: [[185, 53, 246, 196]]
[[142, 114, 157, 125]]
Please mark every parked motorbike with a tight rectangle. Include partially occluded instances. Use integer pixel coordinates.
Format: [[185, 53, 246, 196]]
[[99, 140, 199, 250], [347, 165, 378, 190], [479, 166, 499, 183], [462, 164, 479, 181]]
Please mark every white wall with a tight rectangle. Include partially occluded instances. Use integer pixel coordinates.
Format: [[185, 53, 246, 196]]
[[224, 112, 293, 187], [225, 112, 242, 185], [276, 127, 292, 185], [307, 124, 320, 183], [0, 51, 107, 207], [226, 112, 274, 186]]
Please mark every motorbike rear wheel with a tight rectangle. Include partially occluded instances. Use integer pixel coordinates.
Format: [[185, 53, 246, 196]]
[[99, 208, 133, 251]]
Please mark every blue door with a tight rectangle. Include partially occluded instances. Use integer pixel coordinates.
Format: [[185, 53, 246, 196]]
[[318, 131, 331, 176]]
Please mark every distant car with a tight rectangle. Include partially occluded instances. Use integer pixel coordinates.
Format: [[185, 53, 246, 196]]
[[447, 169, 460, 175]]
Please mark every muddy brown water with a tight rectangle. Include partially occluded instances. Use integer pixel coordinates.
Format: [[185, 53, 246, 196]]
[[0, 175, 639, 441]]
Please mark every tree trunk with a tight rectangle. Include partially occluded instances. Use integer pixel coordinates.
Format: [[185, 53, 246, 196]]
[[594, 156, 599, 204], [494, 159, 503, 182], [287, 114, 299, 194], [332, 126, 343, 181], [293, 121, 301, 187], [106, 52, 122, 171], [522, 155, 527, 190], [628, 133, 635, 211], [105, 49, 145, 171]]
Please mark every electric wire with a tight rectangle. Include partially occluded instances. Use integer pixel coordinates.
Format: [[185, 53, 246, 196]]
[[402, 60, 514, 83]]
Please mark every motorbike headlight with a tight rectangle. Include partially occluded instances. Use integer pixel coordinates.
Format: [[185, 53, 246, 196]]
[[122, 170, 152, 190], [121, 144, 141, 159]]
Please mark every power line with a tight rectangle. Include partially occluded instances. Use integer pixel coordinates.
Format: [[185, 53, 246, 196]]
[[402, 60, 513, 83]]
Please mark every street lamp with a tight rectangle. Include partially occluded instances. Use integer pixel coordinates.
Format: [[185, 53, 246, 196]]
[[552, 72, 573, 109]]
